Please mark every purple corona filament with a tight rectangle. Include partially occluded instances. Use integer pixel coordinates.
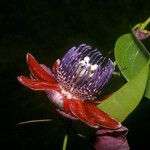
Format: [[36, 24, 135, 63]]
[[55, 44, 115, 101]]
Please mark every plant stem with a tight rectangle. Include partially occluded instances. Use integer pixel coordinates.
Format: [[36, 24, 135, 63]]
[[141, 17, 150, 30], [62, 134, 68, 150], [17, 119, 53, 125]]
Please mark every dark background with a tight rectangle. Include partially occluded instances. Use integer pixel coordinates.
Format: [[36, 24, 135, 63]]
[[1, 0, 150, 149]]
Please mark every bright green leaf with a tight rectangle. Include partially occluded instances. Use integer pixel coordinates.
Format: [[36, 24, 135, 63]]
[[114, 33, 150, 98], [145, 70, 150, 97], [98, 61, 149, 122]]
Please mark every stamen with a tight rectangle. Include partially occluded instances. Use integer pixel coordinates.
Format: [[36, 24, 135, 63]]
[[84, 56, 90, 63], [91, 64, 98, 71]]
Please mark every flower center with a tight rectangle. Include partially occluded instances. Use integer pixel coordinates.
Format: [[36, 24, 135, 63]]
[[78, 56, 98, 78], [55, 44, 115, 101], [61, 87, 76, 99]]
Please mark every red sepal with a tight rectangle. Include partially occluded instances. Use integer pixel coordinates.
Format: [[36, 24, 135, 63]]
[[26, 53, 57, 83], [63, 97, 70, 113], [52, 59, 60, 73], [18, 76, 61, 92], [67, 99, 121, 129]]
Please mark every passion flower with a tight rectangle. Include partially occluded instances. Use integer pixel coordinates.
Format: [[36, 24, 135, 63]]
[[18, 44, 121, 129]]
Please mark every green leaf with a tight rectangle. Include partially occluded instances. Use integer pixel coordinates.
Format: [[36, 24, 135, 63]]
[[114, 33, 150, 98], [146, 70, 150, 97], [98, 61, 149, 122]]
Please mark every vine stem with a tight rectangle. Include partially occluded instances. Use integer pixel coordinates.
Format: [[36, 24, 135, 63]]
[[141, 17, 150, 30], [17, 119, 53, 125], [62, 134, 68, 150]]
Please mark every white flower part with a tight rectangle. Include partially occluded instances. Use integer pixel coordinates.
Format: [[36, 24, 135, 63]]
[[80, 60, 86, 66], [84, 56, 90, 63], [46, 90, 64, 109], [78, 56, 98, 78], [91, 64, 98, 71], [61, 88, 76, 99], [83, 56, 98, 70]]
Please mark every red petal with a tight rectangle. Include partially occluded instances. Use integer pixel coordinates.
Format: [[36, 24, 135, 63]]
[[26, 53, 57, 83], [18, 76, 61, 92], [63, 97, 70, 113], [40, 64, 53, 76], [52, 59, 60, 73], [67, 99, 121, 129]]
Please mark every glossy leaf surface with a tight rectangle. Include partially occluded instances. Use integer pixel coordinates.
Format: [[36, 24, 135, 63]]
[[114, 33, 150, 98], [98, 61, 149, 122]]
